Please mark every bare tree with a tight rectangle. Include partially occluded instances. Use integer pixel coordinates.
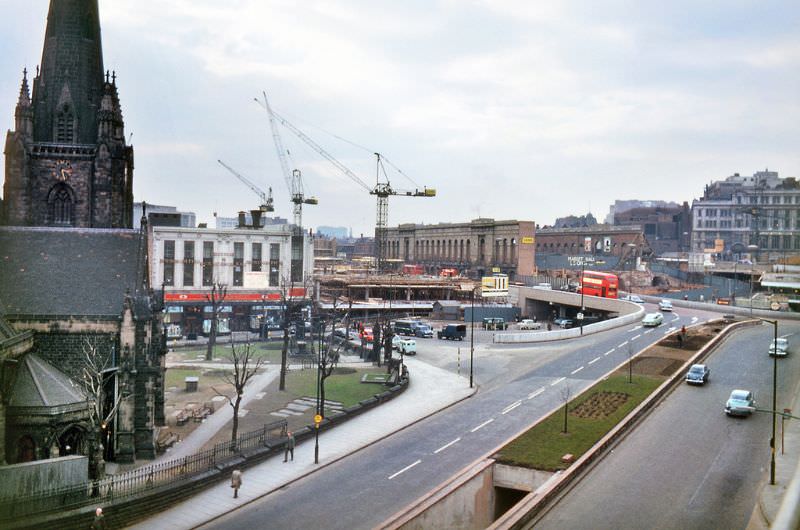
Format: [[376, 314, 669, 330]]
[[81, 339, 123, 479], [213, 340, 264, 443], [205, 281, 228, 361], [560, 384, 572, 434]]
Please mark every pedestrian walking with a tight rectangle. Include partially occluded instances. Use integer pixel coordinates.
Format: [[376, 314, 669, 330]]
[[284, 431, 295, 462], [230, 469, 242, 499], [91, 507, 108, 530]]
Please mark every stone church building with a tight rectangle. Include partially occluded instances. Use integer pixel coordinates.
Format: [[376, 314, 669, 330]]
[[0, 0, 165, 468]]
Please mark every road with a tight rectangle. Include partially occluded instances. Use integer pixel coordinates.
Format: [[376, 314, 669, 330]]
[[535, 321, 800, 530], [202, 304, 720, 530]]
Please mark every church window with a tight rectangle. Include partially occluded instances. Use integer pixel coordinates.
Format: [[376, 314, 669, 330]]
[[56, 105, 75, 143], [48, 183, 74, 226]]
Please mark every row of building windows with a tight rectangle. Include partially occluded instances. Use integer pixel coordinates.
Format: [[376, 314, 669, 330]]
[[700, 235, 800, 251], [697, 217, 800, 230], [735, 195, 800, 205], [162, 240, 281, 288], [386, 237, 519, 264]]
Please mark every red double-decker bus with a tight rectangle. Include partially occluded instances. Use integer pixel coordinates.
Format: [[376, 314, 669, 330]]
[[578, 271, 619, 298]]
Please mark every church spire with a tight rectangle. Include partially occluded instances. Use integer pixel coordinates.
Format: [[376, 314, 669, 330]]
[[32, 0, 105, 144], [14, 69, 33, 138]]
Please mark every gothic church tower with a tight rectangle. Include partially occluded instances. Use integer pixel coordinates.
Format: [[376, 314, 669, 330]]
[[3, 0, 134, 228]]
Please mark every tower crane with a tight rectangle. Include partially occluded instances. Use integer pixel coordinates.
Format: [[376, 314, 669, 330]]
[[266, 106, 436, 272], [217, 159, 274, 214], [255, 92, 318, 229]]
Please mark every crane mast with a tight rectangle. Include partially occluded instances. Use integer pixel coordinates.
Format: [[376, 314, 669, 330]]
[[267, 105, 435, 273]]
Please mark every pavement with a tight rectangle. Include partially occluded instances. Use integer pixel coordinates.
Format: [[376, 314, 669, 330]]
[[127, 357, 475, 530], [749, 373, 800, 529]]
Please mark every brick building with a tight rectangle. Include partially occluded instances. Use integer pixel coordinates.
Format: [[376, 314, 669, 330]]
[[535, 225, 650, 271], [384, 218, 536, 279], [613, 202, 691, 255]]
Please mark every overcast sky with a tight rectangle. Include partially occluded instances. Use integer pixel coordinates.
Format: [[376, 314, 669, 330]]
[[2, 1, 798, 234]]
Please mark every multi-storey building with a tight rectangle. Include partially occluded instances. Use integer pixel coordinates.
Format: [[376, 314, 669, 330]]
[[534, 225, 649, 271], [384, 218, 536, 279], [149, 215, 314, 337], [691, 170, 800, 261], [613, 202, 691, 255]]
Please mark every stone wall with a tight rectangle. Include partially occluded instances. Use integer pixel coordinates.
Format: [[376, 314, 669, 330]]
[[0, 455, 88, 497]]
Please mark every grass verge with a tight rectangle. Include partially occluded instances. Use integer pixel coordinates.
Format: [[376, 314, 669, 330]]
[[496, 374, 662, 471], [286, 367, 387, 408]]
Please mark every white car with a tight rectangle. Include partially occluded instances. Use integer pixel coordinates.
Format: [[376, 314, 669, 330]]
[[658, 299, 674, 312], [518, 319, 542, 330], [642, 313, 664, 327], [624, 294, 645, 304], [768, 337, 789, 357], [391, 335, 402, 350], [398, 338, 417, 355]]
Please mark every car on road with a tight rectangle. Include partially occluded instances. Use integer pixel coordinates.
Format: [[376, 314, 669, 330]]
[[414, 324, 434, 338], [658, 299, 674, 312], [518, 319, 542, 330], [642, 313, 664, 327], [398, 338, 416, 355], [391, 334, 402, 350], [725, 389, 755, 416], [334, 327, 349, 339], [553, 317, 574, 329], [685, 364, 710, 385], [623, 294, 645, 304], [768, 337, 789, 357], [482, 317, 508, 330], [438, 324, 467, 340]]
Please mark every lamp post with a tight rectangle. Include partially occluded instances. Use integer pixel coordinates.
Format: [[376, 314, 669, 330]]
[[758, 318, 779, 485], [469, 287, 475, 388], [314, 314, 324, 464], [579, 258, 585, 336]]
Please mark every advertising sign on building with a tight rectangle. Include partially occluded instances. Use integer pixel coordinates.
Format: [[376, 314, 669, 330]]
[[481, 274, 509, 297], [584, 237, 592, 252]]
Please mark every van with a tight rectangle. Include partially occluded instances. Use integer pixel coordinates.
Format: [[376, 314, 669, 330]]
[[415, 324, 434, 338], [438, 324, 467, 340]]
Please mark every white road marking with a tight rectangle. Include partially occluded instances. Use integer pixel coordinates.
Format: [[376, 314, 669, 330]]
[[551, 377, 566, 386], [628, 326, 643, 332], [644, 329, 653, 334], [691, 317, 698, 323], [434, 438, 461, 454], [471, 418, 494, 432], [631, 334, 641, 341], [388, 459, 421, 480], [618, 341, 629, 348], [672, 315, 681, 322], [528, 388, 546, 399], [604, 349, 615, 356], [502, 401, 522, 415], [588, 356, 601, 365], [571, 366, 584, 375], [664, 326, 677, 335]]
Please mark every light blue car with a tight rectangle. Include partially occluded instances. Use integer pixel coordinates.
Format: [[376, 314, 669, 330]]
[[725, 389, 754, 417]]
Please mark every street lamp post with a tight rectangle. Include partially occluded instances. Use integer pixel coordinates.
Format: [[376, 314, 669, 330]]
[[747, 244, 759, 316], [470, 287, 475, 388], [579, 259, 585, 336], [756, 318, 780, 485]]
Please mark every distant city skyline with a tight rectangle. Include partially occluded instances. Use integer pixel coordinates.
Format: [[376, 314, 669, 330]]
[[1, 1, 798, 234]]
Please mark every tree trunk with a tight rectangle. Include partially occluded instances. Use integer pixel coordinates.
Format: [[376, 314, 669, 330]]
[[206, 317, 217, 361], [231, 395, 241, 443]]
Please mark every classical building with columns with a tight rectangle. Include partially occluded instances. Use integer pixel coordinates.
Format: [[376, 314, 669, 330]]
[[383, 218, 536, 280]]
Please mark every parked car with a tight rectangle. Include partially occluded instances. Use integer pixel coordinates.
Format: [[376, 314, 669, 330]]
[[768, 337, 790, 357], [438, 324, 467, 340], [391, 334, 402, 350], [725, 389, 755, 416], [334, 327, 348, 339], [642, 313, 664, 327], [658, 299, 674, 312], [685, 364, 710, 385], [518, 319, 542, 330], [398, 338, 417, 355], [415, 324, 434, 338], [360, 327, 374, 343]]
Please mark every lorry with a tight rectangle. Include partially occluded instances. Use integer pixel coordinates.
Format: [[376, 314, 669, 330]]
[[437, 324, 467, 340]]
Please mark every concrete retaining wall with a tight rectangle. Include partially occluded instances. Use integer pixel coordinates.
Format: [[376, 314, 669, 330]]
[[494, 307, 644, 344], [0, 456, 88, 497]]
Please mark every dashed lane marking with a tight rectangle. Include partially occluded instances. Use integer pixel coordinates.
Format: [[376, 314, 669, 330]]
[[588, 356, 601, 365], [644, 329, 653, 334], [631, 334, 641, 341], [691, 317, 699, 323], [571, 366, 584, 375], [618, 341, 629, 348], [388, 460, 421, 480], [471, 418, 494, 432], [628, 326, 643, 332], [502, 401, 523, 415], [434, 438, 461, 454], [551, 377, 566, 386], [604, 349, 615, 356], [528, 388, 545, 399]]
